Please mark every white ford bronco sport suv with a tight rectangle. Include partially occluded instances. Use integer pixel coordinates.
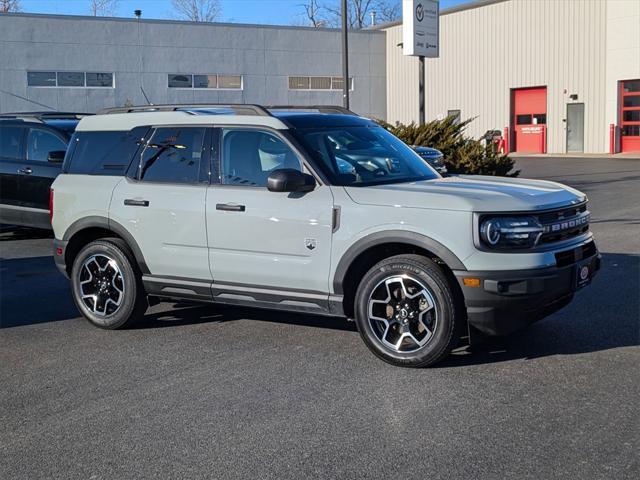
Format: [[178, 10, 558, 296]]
[[51, 104, 600, 367]]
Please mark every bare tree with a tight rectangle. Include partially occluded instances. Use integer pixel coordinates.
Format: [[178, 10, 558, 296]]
[[0, 0, 22, 13], [88, 0, 119, 17], [300, 0, 400, 29], [299, 0, 327, 28], [171, 0, 221, 22]]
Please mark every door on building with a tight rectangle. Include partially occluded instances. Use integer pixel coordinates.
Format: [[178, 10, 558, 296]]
[[619, 79, 640, 153], [566, 103, 585, 153], [512, 87, 547, 153]]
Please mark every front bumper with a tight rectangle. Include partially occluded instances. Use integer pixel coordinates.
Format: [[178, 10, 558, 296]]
[[455, 242, 601, 337]]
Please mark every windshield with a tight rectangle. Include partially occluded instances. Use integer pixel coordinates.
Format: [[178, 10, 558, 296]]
[[291, 125, 440, 186]]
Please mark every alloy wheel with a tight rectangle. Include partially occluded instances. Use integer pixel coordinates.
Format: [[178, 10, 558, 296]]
[[367, 274, 438, 353], [78, 254, 125, 316]]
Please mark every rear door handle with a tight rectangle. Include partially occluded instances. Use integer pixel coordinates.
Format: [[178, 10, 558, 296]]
[[124, 199, 149, 207], [216, 203, 245, 212], [17, 167, 32, 175]]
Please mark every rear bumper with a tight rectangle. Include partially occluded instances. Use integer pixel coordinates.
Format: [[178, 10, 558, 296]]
[[53, 238, 68, 277], [455, 243, 601, 336]]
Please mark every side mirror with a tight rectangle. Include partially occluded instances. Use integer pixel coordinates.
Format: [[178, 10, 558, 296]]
[[47, 150, 66, 163], [267, 169, 316, 193]]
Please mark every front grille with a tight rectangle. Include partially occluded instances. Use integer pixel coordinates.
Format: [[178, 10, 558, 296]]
[[555, 240, 597, 268], [538, 203, 590, 245]]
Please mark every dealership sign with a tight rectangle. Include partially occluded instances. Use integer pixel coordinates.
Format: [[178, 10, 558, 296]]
[[402, 0, 439, 57]]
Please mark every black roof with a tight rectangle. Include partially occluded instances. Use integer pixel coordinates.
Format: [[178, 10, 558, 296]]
[[273, 112, 378, 129]]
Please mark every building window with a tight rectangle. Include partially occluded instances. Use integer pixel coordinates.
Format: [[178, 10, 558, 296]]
[[168, 74, 243, 90], [27, 71, 114, 88], [289, 76, 354, 91], [57, 72, 85, 87], [86, 73, 114, 87], [27, 71, 56, 87], [447, 109, 461, 124]]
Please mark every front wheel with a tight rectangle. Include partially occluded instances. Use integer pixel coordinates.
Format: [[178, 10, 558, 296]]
[[354, 254, 461, 367], [70, 238, 147, 329]]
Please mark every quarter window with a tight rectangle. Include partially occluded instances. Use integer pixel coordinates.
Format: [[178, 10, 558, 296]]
[[0, 126, 23, 159], [139, 127, 206, 184], [26, 129, 66, 162], [221, 129, 302, 187], [66, 129, 145, 175]]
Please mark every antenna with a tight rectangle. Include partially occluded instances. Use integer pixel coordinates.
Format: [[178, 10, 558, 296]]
[[0, 88, 56, 111], [140, 87, 153, 105]]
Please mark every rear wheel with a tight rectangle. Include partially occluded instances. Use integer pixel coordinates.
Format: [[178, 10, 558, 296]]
[[71, 238, 147, 329], [354, 254, 460, 367]]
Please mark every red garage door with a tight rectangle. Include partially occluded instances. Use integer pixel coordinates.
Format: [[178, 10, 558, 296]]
[[512, 87, 547, 153], [619, 79, 640, 153]]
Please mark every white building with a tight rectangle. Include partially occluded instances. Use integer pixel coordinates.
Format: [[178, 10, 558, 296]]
[[382, 0, 640, 154]]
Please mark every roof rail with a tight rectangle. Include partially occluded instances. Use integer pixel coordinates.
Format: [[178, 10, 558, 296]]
[[99, 104, 272, 116], [0, 111, 90, 120], [266, 105, 358, 115]]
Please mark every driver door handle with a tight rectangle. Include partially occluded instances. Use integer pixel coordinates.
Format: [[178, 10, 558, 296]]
[[17, 167, 32, 175], [124, 199, 149, 207], [216, 203, 245, 212]]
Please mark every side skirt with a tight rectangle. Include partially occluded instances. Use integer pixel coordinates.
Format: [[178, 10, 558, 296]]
[[142, 276, 345, 317]]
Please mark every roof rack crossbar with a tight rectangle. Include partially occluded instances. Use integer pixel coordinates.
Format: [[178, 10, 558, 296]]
[[266, 105, 358, 116], [99, 104, 272, 116]]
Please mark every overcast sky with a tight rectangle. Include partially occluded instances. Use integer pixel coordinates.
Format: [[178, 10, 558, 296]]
[[19, 0, 471, 25]]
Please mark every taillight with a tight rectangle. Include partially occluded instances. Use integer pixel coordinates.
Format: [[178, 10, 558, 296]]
[[49, 188, 54, 222]]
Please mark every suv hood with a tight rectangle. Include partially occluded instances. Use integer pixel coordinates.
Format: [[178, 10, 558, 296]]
[[344, 175, 586, 212]]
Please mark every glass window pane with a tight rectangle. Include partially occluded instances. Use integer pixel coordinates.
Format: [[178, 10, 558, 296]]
[[289, 76, 310, 90], [168, 74, 193, 88], [194, 74, 217, 88], [622, 125, 640, 137], [623, 110, 640, 122], [331, 77, 353, 90], [67, 130, 143, 175], [222, 129, 301, 187], [218, 75, 242, 89], [533, 113, 547, 124], [623, 95, 640, 107], [447, 109, 461, 124], [310, 77, 331, 89], [27, 71, 56, 87], [86, 72, 113, 87], [623, 80, 640, 93], [516, 114, 532, 125], [140, 127, 205, 183], [26, 129, 66, 162], [57, 72, 85, 87], [0, 126, 23, 159]]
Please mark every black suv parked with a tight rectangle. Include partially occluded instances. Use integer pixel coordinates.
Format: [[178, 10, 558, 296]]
[[0, 112, 87, 229]]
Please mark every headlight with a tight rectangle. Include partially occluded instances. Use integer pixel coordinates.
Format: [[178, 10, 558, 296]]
[[479, 216, 543, 249]]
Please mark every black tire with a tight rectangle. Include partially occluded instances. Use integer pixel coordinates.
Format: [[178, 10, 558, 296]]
[[70, 238, 147, 329], [354, 254, 461, 367]]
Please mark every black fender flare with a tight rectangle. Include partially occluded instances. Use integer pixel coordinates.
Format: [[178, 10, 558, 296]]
[[62, 216, 150, 274], [332, 230, 467, 294]]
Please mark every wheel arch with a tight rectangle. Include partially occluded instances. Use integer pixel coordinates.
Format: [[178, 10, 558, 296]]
[[333, 231, 467, 318], [62, 216, 149, 275]]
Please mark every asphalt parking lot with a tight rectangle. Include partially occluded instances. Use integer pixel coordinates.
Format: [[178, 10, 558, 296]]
[[1, 157, 638, 480]]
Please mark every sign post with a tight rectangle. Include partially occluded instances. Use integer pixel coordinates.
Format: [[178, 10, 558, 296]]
[[403, 0, 440, 125]]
